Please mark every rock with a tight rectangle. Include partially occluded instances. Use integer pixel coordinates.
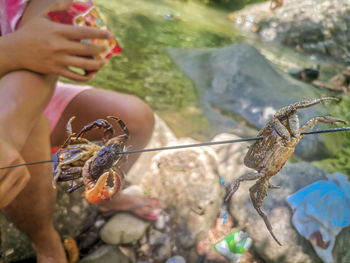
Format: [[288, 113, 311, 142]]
[[178, 227, 196, 249], [148, 229, 168, 246], [78, 245, 130, 263], [155, 214, 166, 230], [100, 213, 150, 245], [134, 137, 223, 240], [232, 0, 350, 64], [148, 229, 172, 261], [168, 43, 342, 161], [127, 114, 178, 185], [333, 225, 350, 263]]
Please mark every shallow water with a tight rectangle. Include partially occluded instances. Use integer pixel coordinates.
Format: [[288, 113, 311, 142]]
[[82, 0, 350, 175], [85, 0, 242, 139]]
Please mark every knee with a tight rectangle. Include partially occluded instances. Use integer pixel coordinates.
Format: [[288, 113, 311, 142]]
[[125, 96, 155, 138]]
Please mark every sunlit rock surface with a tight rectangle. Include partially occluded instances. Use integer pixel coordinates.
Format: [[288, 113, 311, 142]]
[[168, 43, 344, 161]]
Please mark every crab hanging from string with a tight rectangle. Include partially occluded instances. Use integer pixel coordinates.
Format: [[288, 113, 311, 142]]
[[52, 116, 129, 204], [224, 97, 347, 245]]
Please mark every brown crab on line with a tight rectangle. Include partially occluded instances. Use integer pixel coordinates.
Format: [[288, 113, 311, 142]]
[[52, 116, 130, 204], [224, 97, 347, 246]]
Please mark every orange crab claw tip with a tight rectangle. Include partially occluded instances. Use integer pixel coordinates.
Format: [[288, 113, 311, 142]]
[[83, 171, 121, 204]]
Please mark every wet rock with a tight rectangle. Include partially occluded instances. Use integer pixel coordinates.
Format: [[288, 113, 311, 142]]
[[168, 43, 342, 161], [78, 245, 130, 263], [100, 213, 150, 245]]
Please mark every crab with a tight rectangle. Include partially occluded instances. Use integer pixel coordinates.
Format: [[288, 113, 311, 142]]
[[52, 116, 129, 204], [224, 97, 347, 245]]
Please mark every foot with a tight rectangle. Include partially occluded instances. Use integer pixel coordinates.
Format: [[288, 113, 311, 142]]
[[98, 193, 161, 221]]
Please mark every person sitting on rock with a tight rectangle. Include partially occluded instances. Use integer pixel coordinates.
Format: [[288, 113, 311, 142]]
[[0, 0, 160, 262]]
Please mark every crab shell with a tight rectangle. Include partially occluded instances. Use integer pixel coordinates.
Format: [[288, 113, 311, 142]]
[[83, 169, 122, 204]]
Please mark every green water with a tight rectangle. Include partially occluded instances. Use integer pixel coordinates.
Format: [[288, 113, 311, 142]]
[[72, 0, 350, 176], [80, 0, 242, 139]]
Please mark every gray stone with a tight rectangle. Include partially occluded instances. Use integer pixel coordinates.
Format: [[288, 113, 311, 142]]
[[148, 229, 168, 246], [233, 0, 350, 64], [78, 245, 130, 263], [100, 213, 150, 245], [168, 43, 342, 161], [333, 225, 350, 263]]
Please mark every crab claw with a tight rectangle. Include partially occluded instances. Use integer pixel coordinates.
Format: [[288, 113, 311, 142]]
[[83, 170, 121, 204]]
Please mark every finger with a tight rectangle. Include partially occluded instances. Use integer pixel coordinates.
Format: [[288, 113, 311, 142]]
[[65, 41, 108, 57], [58, 67, 95, 82], [42, 0, 73, 16], [60, 24, 113, 40], [66, 56, 107, 72]]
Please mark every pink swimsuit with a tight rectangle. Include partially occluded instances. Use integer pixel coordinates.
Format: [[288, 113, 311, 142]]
[[0, 0, 92, 132]]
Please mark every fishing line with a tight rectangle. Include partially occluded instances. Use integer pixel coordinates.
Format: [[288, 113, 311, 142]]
[[1, 126, 349, 170]]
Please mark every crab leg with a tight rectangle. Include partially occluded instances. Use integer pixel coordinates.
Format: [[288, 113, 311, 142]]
[[68, 182, 84, 193], [274, 97, 339, 119], [56, 170, 82, 182], [76, 119, 115, 142], [300, 116, 347, 136], [249, 178, 282, 246], [61, 116, 77, 148], [108, 116, 130, 141], [224, 172, 262, 202]]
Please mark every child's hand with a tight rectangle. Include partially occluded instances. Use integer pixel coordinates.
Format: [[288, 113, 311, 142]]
[[7, 0, 112, 81]]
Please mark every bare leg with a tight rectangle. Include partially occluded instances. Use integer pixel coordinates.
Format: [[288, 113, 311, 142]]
[[0, 71, 55, 149], [0, 70, 56, 208], [249, 178, 282, 246], [224, 172, 262, 202], [2, 116, 66, 263], [50, 88, 159, 218]]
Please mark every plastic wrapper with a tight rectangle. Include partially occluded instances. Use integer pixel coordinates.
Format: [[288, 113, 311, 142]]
[[48, 0, 121, 60], [212, 229, 252, 262]]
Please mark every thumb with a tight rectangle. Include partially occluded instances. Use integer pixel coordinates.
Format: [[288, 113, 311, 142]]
[[41, 0, 73, 16]]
